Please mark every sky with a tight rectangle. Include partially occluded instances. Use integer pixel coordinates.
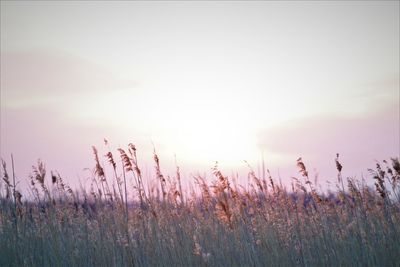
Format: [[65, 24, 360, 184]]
[[1, 1, 399, 192]]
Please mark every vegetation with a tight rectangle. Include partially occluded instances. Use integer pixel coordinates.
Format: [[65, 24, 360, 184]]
[[1, 143, 399, 266]]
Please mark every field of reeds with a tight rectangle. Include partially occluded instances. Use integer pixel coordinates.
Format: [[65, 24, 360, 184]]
[[1, 143, 399, 266]]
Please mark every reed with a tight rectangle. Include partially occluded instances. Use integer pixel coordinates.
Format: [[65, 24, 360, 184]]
[[0, 144, 399, 266]]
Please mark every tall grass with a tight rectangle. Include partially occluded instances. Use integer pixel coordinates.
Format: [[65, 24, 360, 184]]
[[0, 144, 399, 266]]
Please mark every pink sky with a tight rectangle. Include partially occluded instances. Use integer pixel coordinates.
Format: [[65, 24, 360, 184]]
[[1, 1, 399, 194]]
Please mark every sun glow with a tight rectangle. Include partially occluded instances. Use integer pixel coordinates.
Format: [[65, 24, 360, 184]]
[[161, 96, 259, 166], [64, 78, 262, 166]]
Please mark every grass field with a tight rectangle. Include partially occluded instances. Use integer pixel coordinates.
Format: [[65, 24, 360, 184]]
[[1, 144, 399, 266]]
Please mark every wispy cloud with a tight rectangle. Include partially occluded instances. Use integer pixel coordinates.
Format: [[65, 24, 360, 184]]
[[257, 103, 399, 176], [0, 49, 137, 109]]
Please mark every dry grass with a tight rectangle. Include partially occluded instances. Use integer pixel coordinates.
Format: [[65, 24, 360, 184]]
[[0, 143, 399, 266]]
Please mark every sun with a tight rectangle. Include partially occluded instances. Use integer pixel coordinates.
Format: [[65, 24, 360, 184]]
[[157, 90, 260, 167]]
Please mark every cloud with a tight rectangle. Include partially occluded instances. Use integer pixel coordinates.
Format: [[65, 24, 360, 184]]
[[350, 74, 400, 106], [257, 103, 399, 178], [0, 49, 137, 108]]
